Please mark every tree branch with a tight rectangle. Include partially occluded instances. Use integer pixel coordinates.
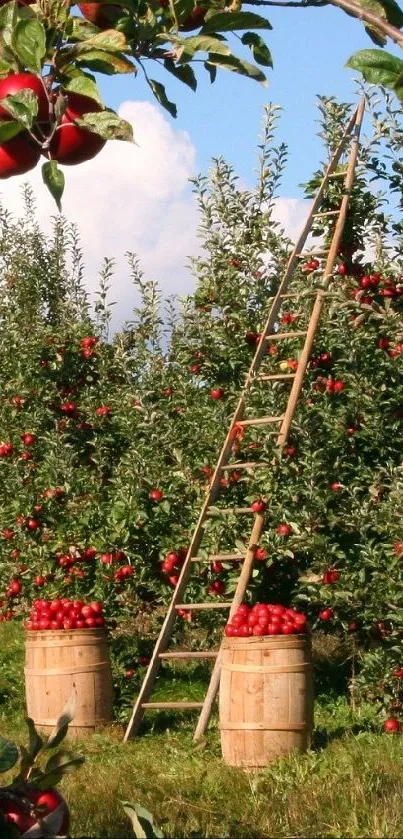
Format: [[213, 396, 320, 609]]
[[326, 0, 403, 48], [246, 0, 403, 48], [245, 0, 326, 6]]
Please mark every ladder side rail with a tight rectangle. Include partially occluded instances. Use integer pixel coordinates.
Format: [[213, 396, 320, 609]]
[[276, 96, 365, 447]]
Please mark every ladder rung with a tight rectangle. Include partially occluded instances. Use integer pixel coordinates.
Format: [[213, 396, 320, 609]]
[[313, 210, 339, 217], [219, 461, 270, 470], [159, 651, 218, 659], [265, 331, 307, 341], [206, 506, 255, 516], [295, 250, 328, 258], [192, 553, 244, 562], [141, 702, 204, 709], [238, 416, 284, 427], [257, 373, 296, 381], [328, 170, 347, 178], [175, 602, 233, 610]]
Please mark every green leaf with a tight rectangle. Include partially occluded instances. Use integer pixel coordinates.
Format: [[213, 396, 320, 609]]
[[201, 11, 272, 33], [0, 55, 14, 77], [36, 750, 85, 787], [0, 119, 23, 141], [163, 58, 197, 91], [241, 32, 272, 67], [0, 1, 18, 47], [75, 49, 136, 74], [80, 28, 128, 51], [174, 34, 230, 62], [42, 161, 65, 212], [205, 52, 267, 85], [357, 0, 403, 27], [364, 24, 387, 46], [204, 60, 217, 83], [0, 735, 18, 772], [346, 49, 403, 99], [0, 88, 38, 128], [25, 716, 43, 761], [75, 109, 133, 140], [45, 750, 85, 774], [170, 0, 194, 25], [147, 79, 177, 118], [122, 802, 164, 838], [12, 19, 46, 72], [63, 74, 104, 106]]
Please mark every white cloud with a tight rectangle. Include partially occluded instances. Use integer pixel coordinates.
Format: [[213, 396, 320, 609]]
[[272, 196, 313, 244], [0, 100, 200, 328], [0, 102, 311, 329]]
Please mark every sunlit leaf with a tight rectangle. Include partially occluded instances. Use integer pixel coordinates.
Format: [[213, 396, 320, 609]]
[[201, 10, 272, 33]]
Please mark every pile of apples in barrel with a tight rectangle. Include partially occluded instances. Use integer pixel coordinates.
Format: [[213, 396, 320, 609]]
[[225, 603, 308, 636], [25, 599, 105, 630]]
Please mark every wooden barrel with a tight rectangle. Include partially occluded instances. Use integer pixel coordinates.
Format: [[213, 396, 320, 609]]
[[219, 635, 313, 769], [25, 629, 113, 738]]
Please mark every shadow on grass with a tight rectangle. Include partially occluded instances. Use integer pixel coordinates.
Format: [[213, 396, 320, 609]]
[[312, 720, 376, 750]]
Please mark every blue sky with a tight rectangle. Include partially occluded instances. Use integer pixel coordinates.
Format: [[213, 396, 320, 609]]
[[99, 3, 381, 194]]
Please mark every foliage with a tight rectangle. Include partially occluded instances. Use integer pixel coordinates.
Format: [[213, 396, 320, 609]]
[[0, 97, 402, 718]]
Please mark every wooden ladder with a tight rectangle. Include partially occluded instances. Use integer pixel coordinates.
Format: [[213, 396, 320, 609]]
[[124, 97, 365, 743]]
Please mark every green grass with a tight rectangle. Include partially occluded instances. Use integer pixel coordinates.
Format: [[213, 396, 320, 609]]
[[1, 623, 402, 838]]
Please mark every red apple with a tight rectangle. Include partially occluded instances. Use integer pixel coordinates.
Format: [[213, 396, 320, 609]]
[[149, 488, 163, 502], [383, 717, 401, 733], [49, 91, 105, 165], [319, 608, 334, 621], [244, 331, 260, 345], [0, 72, 49, 122], [78, 2, 122, 27], [179, 5, 207, 30], [322, 569, 339, 584], [21, 432, 36, 446], [276, 523, 292, 537], [208, 580, 225, 595], [210, 387, 224, 400], [28, 787, 69, 834], [0, 796, 36, 834], [8, 579, 22, 596], [95, 404, 111, 416], [0, 133, 40, 178], [251, 499, 266, 513]]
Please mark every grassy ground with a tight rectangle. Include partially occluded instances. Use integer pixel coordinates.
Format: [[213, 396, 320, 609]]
[[1, 622, 402, 838]]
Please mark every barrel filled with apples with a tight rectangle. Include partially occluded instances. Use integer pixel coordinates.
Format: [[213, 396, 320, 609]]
[[219, 603, 313, 769], [24, 598, 113, 737]]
